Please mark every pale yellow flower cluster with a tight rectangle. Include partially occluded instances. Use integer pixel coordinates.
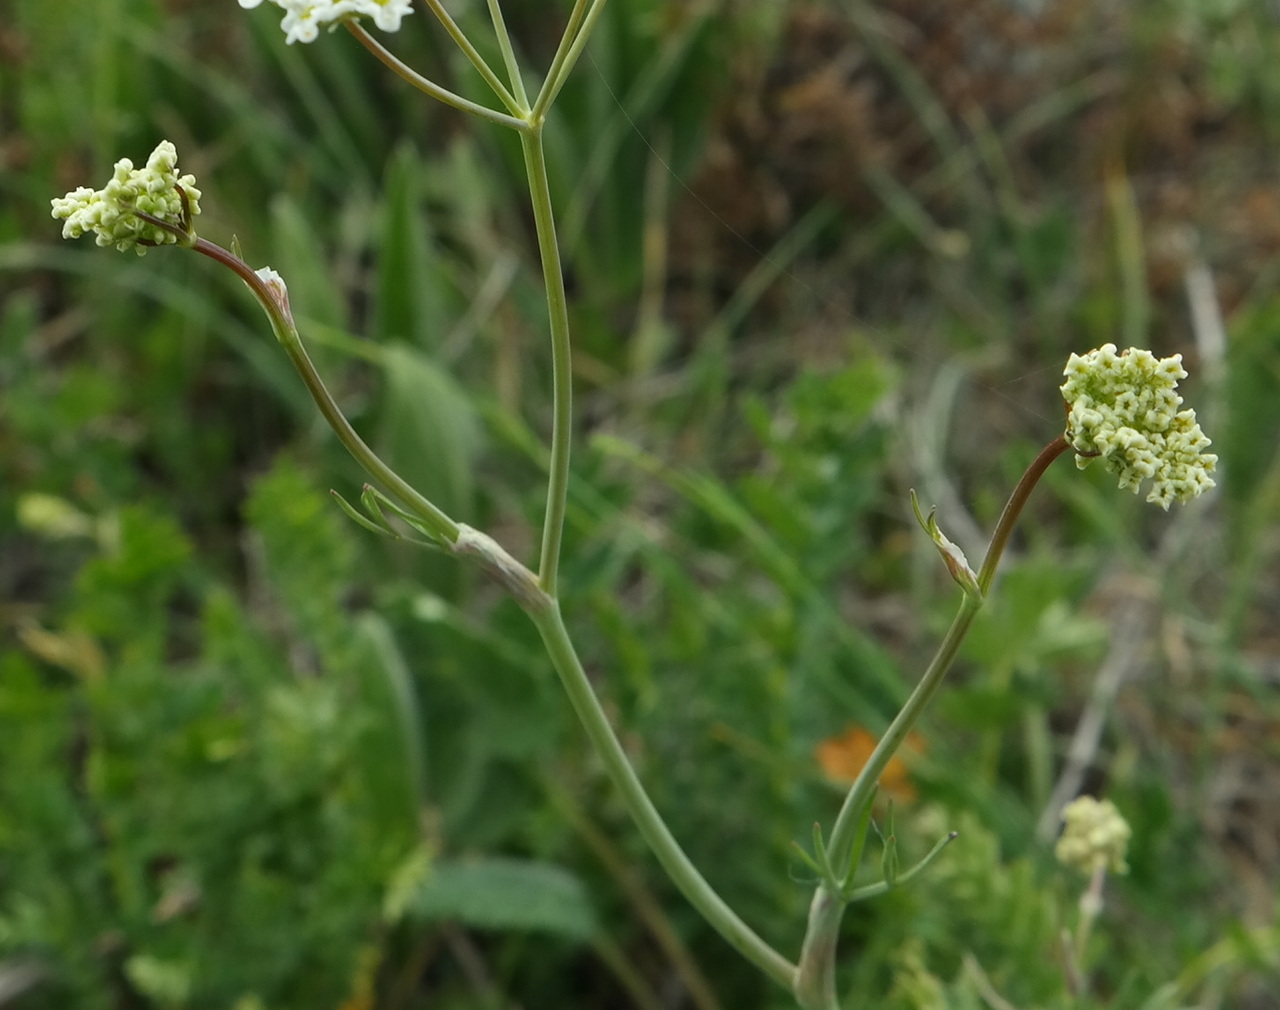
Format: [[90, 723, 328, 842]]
[[1061, 343, 1217, 509], [50, 141, 200, 255], [237, 0, 413, 44], [1055, 795, 1131, 875]]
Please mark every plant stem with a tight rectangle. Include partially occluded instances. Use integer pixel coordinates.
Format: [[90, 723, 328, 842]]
[[420, 0, 525, 115], [977, 435, 1069, 594], [194, 237, 460, 545], [486, 0, 529, 109], [345, 22, 528, 131], [528, 601, 798, 991], [543, 778, 725, 1010], [794, 887, 842, 1010], [532, 0, 590, 121], [825, 594, 982, 874], [521, 127, 573, 596], [825, 436, 1069, 869], [533, 0, 612, 121], [802, 434, 1073, 1001]]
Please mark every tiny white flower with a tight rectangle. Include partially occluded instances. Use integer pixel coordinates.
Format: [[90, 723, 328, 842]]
[[1061, 343, 1217, 509], [1055, 796, 1131, 875], [240, 0, 413, 44], [51, 141, 200, 255], [252, 265, 294, 326]]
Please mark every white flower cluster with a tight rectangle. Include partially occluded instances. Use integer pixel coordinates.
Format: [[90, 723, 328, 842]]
[[238, 0, 413, 44], [1061, 343, 1217, 509], [1055, 795, 1131, 875], [51, 141, 201, 255]]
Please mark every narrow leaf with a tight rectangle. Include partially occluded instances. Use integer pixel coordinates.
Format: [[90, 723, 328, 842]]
[[331, 489, 398, 538], [406, 857, 597, 943]]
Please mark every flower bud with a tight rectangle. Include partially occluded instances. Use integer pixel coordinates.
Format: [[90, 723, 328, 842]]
[[1055, 795, 1130, 875], [51, 141, 200, 255]]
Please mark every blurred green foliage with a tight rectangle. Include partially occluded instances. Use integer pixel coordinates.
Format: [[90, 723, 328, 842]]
[[3, 0, 1280, 1008]]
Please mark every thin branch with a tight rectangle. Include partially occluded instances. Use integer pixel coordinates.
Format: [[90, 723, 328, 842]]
[[486, 0, 529, 109], [533, 0, 611, 121], [421, 0, 525, 114], [193, 237, 460, 544], [345, 22, 527, 131], [530, 603, 798, 991], [521, 129, 573, 595]]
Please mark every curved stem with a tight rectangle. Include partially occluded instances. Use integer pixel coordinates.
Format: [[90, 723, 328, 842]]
[[528, 601, 798, 992], [801, 434, 1073, 1004], [345, 22, 528, 131], [825, 434, 1070, 872], [194, 237, 460, 545], [521, 127, 573, 596], [825, 595, 982, 873], [977, 435, 1069, 594]]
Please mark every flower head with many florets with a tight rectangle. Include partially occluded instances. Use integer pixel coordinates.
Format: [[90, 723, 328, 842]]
[[1061, 343, 1217, 510], [238, 0, 413, 44], [1055, 795, 1131, 876], [50, 141, 200, 255]]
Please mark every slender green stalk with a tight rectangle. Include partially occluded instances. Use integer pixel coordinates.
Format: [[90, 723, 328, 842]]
[[825, 435, 1069, 871], [193, 237, 460, 545], [345, 22, 528, 131], [1072, 866, 1105, 971], [521, 128, 573, 596], [531, 0, 590, 121], [825, 596, 982, 874], [977, 435, 1069, 593], [543, 779, 725, 1010], [799, 434, 1073, 1004], [533, 0, 610, 121], [421, 0, 525, 115], [486, 0, 529, 109], [529, 602, 798, 991]]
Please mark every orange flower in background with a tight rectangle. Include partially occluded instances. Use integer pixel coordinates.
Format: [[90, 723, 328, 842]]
[[814, 726, 924, 802]]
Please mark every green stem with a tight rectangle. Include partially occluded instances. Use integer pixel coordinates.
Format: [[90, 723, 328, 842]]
[[194, 237, 460, 545], [532, 0, 589, 121], [825, 436, 1069, 869], [521, 127, 573, 596], [1072, 864, 1106, 980], [345, 22, 528, 131], [977, 435, 1069, 594], [825, 595, 982, 874], [803, 434, 1073, 1001], [794, 888, 842, 1010], [486, 0, 529, 109], [420, 0, 524, 114], [543, 779, 725, 1010], [528, 602, 798, 991], [533, 0, 611, 122]]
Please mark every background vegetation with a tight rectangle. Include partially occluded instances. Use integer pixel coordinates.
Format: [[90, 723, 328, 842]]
[[2, 1, 1279, 1007]]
